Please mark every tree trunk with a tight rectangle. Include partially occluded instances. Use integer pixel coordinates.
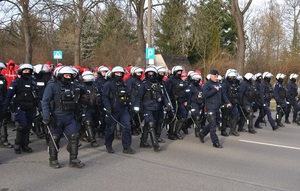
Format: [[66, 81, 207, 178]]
[[21, 0, 32, 64], [74, 24, 82, 66]]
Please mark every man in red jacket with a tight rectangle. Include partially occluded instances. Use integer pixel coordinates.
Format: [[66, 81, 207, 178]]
[[1, 60, 17, 88]]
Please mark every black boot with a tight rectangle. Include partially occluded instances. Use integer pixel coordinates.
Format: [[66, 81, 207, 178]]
[[167, 121, 177, 140], [84, 120, 98, 147], [149, 122, 161, 152], [229, 117, 239, 136], [276, 113, 285, 127], [68, 134, 85, 168], [49, 135, 61, 169], [155, 120, 165, 143], [0, 121, 13, 148], [174, 119, 184, 140], [14, 128, 24, 154], [22, 130, 33, 153], [139, 125, 151, 148]]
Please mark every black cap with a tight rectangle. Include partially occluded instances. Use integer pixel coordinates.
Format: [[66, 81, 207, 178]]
[[209, 69, 219, 75]]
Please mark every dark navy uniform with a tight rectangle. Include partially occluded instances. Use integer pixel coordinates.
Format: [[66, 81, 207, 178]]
[[187, 73, 205, 137], [199, 70, 230, 148], [102, 66, 135, 154], [286, 74, 299, 123], [126, 67, 144, 136], [134, 67, 169, 151], [42, 66, 86, 168], [95, 66, 109, 138], [221, 74, 240, 136], [273, 74, 288, 127], [2, 64, 38, 154], [79, 71, 100, 147], [0, 64, 13, 148], [165, 66, 189, 140], [238, 73, 257, 134], [254, 72, 279, 130]]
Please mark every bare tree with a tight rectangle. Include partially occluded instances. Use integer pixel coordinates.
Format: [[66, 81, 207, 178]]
[[221, 0, 252, 74], [48, 0, 105, 65], [0, 0, 45, 64]]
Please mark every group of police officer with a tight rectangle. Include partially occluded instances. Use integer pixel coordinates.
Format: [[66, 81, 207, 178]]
[[0, 62, 299, 169]]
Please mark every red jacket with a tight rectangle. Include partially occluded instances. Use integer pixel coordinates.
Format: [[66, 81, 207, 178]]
[[1, 60, 17, 88]]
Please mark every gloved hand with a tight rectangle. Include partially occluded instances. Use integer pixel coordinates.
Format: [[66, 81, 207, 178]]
[[133, 107, 140, 112], [104, 108, 112, 115], [42, 119, 50, 126], [164, 104, 171, 112]]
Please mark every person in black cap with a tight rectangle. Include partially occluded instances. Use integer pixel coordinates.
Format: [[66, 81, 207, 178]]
[[199, 69, 231, 148]]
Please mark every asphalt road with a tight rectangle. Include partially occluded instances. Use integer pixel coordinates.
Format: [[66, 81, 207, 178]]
[[1, 114, 300, 191]]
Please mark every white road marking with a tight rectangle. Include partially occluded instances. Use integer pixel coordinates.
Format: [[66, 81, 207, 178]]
[[239, 139, 300, 150]]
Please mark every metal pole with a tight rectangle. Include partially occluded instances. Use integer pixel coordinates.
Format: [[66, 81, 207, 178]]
[[147, 0, 152, 47]]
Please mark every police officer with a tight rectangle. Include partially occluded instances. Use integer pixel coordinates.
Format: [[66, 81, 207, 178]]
[[102, 66, 135, 154], [199, 69, 231, 148], [286, 73, 299, 124], [42, 66, 85, 168], [95, 66, 109, 138], [126, 66, 144, 136], [254, 72, 279, 130], [0, 62, 13, 148], [274, 73, 288, 127], [238, 73, 257, 134], [2, 63, 38, 154], [155, 66, 169, 142], [78, 71, 100, 147], [134, 67, 170, 152], [32, 64, 52, 139], [221, 69, 240, 136], [187, 73, 205, 137], [165, 65, 189, 140]]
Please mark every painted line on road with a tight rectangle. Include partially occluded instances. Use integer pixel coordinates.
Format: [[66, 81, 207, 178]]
[[239, 139, 300, 150]]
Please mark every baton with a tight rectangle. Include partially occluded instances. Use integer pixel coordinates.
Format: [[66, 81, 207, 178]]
[[46, 125, 59, 153]]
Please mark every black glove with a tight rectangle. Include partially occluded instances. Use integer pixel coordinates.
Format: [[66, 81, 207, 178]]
[[164, 104, 171, 112]]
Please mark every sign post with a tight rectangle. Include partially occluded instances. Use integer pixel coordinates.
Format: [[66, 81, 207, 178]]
[[146, 47, 155, 66], [53, 50, 63, 65]]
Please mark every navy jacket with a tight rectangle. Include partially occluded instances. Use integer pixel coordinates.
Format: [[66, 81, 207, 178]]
[[202, 79, 230, 111]]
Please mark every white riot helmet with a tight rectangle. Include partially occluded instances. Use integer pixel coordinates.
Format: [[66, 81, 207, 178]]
[[55, 66, 77, 78], [82, 71, 95, 82], [187, 71, 195, 77], [105, 70, 112, 80], [111, 66, 124, 73], [0, 62, 6, 69], [225, 68, 238, 78], [34, 64, 51, 74], [289, 73, 299, 80], [18, 63, 33, 75], [262, 72, 273, 79], [275, 73, 286, 80], [217, 75, 223, 81], [171, 65, 184, 75], [97, 66, 109, 73], [206, 74, 211, 81], [226, 69, 238, 78], [156, 66, 167, 74], [131, 67, 143, 75], [244, 73, 254, 81], [191, 73, 202, 80]]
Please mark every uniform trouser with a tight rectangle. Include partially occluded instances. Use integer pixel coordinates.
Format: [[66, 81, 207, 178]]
[[105, 109, 132, 149], [238, 105, 254, 130], [81, 108, 97, 141], [286, 99, 298, 121], [142, 109, 162, 146], [14, 108, 35, 147], [276, 103, 288, 124], [51, 113, 80, 160], [255, 102, 275, 127], [200, 111, 219, 144]]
